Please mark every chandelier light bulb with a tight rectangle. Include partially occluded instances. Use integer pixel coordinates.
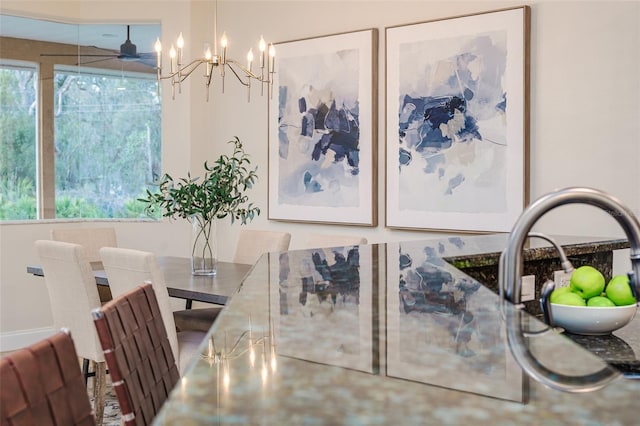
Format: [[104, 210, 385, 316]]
[[176, 32, 185, 49], [223, 368, 230, 390], [268, 43, 275, 73], [249, 346, 256, 367], [205, 45, 212, 60], [259, 36, 266, 52], [169, 44, 176, 73], [220, 32, 228, 48], [154, 38, 162, 68]]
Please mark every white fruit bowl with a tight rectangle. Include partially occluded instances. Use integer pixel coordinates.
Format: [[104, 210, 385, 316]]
[[549, 303, 638, 335]]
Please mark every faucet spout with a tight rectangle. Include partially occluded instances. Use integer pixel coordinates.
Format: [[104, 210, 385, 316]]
[[499, 187, 639, 393], [500, 187, 640, 305]]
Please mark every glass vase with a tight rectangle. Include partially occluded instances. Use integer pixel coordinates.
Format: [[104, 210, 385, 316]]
[[190, 215, 217, 276]]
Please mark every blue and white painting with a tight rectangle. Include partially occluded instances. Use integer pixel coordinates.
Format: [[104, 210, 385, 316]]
[[399, 30, 507, 212], [268, 31, 375, 225], [386, 9, 527, 232], [277, 53, 360, 207]]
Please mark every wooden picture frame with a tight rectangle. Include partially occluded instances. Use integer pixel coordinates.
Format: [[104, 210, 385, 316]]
[[268, 29, 378, 226], [385, 7, 530, 232]]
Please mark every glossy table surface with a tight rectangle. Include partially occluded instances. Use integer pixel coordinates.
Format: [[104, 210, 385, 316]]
[[28, 256, 252, 304], [153, 235, 639, 425]]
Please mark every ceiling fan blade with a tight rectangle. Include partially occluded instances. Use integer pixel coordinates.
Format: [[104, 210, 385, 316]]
[[40, 53, 119, 57], [77, 57, 118, 66]]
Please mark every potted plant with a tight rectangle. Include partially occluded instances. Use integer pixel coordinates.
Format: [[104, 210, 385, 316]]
[[139, 136, 260, 275]]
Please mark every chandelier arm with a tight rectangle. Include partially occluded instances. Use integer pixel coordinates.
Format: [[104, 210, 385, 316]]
[[225, 59, 266, 82], [224, 62, 251, 87], [227, 329, 252, 353], [158, 59, 207, 82], [203, 329, 272, 362]]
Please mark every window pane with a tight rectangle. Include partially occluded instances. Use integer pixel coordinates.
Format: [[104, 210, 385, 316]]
[[0, 62, 38, 220], [54, 68, 161, 218]]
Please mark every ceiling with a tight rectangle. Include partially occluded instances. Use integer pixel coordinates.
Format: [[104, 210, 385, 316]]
[[0, 14, 160, 53]]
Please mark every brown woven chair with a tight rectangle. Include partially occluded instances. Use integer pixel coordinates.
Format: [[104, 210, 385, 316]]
[[0, 330, 96, 426], [92, 284, 180, 426]]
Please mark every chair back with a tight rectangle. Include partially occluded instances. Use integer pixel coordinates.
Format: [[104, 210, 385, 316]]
[[233, 230, 291, 265], [92, 284, 180, 426], [34, 240, 104, 363], [51, 227, 117, 264], [0, 330, 96, 426], [304, 234, 367, 250], [99, 247, 180, 364]]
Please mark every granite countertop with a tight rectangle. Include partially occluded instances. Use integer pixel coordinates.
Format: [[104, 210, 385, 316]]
[[154, 235, 638, 425], [439, 233, 629, 268]]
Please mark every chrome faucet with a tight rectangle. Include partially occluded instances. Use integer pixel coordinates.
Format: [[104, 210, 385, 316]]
[[501, 187, 640, 306], [499, 187, 640, 393]]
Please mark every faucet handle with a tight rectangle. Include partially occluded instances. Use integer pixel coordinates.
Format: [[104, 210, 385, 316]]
[[628, 271, 638, 300], [540, 280, 556, 327]]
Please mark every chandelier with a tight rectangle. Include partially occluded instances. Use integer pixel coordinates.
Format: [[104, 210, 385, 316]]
[[201, 320, 277, 389], [153, 3, 275, 102]]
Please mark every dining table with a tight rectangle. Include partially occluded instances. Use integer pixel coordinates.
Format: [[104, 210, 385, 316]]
[[27, 256, 252, 306]]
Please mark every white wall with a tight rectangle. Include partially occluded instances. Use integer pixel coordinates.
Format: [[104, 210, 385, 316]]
[[1, 0, 639, 350]]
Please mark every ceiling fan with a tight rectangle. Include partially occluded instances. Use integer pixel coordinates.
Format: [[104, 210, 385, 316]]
[[40, 25, 156, 68]]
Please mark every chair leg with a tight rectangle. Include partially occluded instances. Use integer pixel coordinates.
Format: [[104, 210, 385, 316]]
[[92, 361, 107, 426], [83, 358, 90, 385]]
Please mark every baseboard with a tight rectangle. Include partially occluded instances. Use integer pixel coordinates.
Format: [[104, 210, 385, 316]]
[[0, 327, 56, 352]]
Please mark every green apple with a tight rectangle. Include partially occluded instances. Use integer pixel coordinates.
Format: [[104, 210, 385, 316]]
[[550, 286, 574, 303], [552, 291, 587, 306], [569, 266, 605, 299], [587, 295, 616, 307], [605, 275, 637, 306]]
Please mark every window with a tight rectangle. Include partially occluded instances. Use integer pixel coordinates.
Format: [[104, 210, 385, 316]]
[[0, 61, 38, 220], [53, 67, 161, 218], [0, 19, 162, 221]]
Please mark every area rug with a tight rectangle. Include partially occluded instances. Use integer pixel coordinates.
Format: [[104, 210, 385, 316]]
[[87, 377, 120, 426]]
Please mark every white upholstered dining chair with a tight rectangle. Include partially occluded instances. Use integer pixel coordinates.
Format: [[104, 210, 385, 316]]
[[233, 229, 292, 265], [50, 227, 118, 264], [51, 227, 118, 303], [99, 247, 206, 373], [34, 240, 107, 425]]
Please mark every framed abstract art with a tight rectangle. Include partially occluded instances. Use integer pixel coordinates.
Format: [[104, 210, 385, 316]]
[[386, 7, 530, 232], [268, 29, 378, 226]]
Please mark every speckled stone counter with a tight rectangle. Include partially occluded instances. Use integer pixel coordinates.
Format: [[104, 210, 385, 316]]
[[443, 234, 629, 315], [153, 235, 638, 425]]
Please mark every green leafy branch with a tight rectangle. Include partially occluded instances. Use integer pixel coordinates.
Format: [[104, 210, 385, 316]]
[[139, 136, 260, 225]]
